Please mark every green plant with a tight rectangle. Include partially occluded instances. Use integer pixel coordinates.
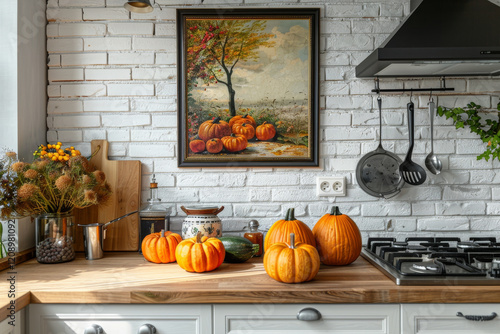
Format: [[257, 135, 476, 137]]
[[437, 101, 500, 161], [0, 222, 7, 258]]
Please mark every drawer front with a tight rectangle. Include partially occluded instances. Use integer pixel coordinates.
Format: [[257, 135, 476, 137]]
[[29, 304, 211, 334], [0, 310, 24, 334], [214, 304, 400, 334], [402, 304, 500, 334]]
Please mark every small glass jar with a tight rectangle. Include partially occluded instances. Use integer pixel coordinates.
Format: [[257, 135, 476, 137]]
[[35, 212, 75, 264]]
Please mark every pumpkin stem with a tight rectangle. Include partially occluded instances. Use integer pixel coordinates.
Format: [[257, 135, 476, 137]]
[[243, 114, 248, 118], [289, 233, 296, 249], [161, 229, 165, 238], [196, 231, 203, 243], [285, 208, 295, 221], [213, 117, 221, 124], [330, 206, 342, 216]]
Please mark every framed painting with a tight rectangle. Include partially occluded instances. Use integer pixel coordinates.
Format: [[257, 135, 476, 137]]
[[177, 8, 319, 167]]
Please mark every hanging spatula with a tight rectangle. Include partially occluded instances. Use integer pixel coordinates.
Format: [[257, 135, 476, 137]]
[[399, 100, 427, 185]]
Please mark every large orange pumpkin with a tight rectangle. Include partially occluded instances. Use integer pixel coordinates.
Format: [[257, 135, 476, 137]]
[[229, 114, 256, 128], [264, 208, 316, 251], [232, 122, 255, 140], [312, 206, 362, 265], [264, 233, 320, 283], [221, 134, 248, 152], [256, 122, 276, 141], [206, 138, 223, 154], [189, 139, 205, 153], [175, 232, 225, 273], [142, 230, 182, 264], [198, 117, 231, 141]]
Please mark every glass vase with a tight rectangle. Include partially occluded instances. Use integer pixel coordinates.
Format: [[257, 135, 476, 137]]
[[35, 212, 75, 264]]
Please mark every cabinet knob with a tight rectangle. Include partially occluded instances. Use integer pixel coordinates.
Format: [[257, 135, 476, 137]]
[[138, 324, 157, 334], [297, 307, 322, 321], [84, 324, 103, 334]]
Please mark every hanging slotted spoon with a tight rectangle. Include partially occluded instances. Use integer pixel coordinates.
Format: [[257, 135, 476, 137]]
[[399, 100, 427, 185]]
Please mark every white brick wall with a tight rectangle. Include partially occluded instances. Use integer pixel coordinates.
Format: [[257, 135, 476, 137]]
[[46, 0, 500, 238]]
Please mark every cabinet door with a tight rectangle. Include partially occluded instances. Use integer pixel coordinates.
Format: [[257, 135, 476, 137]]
[[402, 304, 500, 334], [28, 304, 211, 334], [214, 304, 400, 334], [0, 310, 24, 334]]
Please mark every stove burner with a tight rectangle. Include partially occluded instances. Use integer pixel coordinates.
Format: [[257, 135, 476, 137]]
[[411, 262, 439, 272], [457, 242, 480, 249]]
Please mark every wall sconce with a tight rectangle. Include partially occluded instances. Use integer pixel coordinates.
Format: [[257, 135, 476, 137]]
[[124, 0, 153, 13]]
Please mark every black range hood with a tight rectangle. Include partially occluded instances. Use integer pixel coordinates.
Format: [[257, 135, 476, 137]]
[[355, 0, 500, 78]]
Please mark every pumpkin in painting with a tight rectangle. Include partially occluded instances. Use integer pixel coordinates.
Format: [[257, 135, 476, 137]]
[[221, 134, 248, 152], [189, 139, 205, 153], [232, 122, 255, 140], [229, 114, 257, 128], [264, 233, 320, 283], [206, 138, 223, 154], [142, 230, 183, 264], [175, 232, 226, 273], [264, 208, 316, 251], [256, 122, 276, 141], [198, 117, 231, 141], [312, 206, 362, 265]]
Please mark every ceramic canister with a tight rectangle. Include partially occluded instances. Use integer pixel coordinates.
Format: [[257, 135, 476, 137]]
[[181, 206, 224, 239]]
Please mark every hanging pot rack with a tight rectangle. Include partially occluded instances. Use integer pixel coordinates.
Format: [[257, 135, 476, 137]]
[[372, 77, 455, 94]]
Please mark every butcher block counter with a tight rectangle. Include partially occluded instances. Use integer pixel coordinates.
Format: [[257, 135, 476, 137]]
[[2, 252, 500, 321]]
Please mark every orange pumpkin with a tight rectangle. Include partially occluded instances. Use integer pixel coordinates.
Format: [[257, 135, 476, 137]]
[[142, 230, 183, 264], [175, 232, 225, 273], [198, 117, 231, 141], [256, 122, 276, 141], [206, 138, 223, 154], [264, 233, 320, 283], [312, 206, 362, 265], [232, 122, 255, 140], [189, 139, 205, 153], [264, 208, 316, 251], [221, 134, 248, 152], [229, 114, 256, 128]]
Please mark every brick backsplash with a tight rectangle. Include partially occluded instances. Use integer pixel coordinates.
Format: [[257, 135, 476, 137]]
[[46, 0, 500, 239]]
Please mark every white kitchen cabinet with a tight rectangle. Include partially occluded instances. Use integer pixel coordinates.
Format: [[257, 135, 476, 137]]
[[214, 304, 400, 334], [0, 309, 25, 334], [28, 304, 211, 334], [401, 304, 500, 334]]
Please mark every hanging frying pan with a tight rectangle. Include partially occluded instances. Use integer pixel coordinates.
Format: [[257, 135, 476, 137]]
[[356, 96, 405, 199]]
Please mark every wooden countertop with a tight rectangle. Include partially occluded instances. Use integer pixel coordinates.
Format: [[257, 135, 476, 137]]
[[2, 252, 500, 321]]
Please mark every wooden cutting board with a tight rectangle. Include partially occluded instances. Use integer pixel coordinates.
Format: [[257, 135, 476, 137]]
[[74, 140, 141, 251]]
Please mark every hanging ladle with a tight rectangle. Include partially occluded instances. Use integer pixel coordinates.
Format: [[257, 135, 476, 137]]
[[399, 92, 427, 185], [424, 94, 442, 175]]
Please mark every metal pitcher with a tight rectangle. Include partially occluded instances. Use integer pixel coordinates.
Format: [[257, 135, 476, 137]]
[[79, 211, 137, 260]]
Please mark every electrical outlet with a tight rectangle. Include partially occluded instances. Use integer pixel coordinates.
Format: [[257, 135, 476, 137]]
[[316, 177, 346, 197]]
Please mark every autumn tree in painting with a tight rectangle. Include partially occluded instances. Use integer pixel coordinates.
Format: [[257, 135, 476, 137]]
[[186, 19, 275, 117]]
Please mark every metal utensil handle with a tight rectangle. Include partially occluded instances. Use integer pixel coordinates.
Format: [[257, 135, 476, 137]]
[[103, 210, 138, 229], [456, 312, 497, 321], [377, 96, 383, 145], [429, 100, 435, 152], [297, 307, 322, 321], [406, 101, 415, 160]]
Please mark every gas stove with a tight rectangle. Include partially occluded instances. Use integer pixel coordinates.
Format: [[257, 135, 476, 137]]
[[361, 237, 500, 285]]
